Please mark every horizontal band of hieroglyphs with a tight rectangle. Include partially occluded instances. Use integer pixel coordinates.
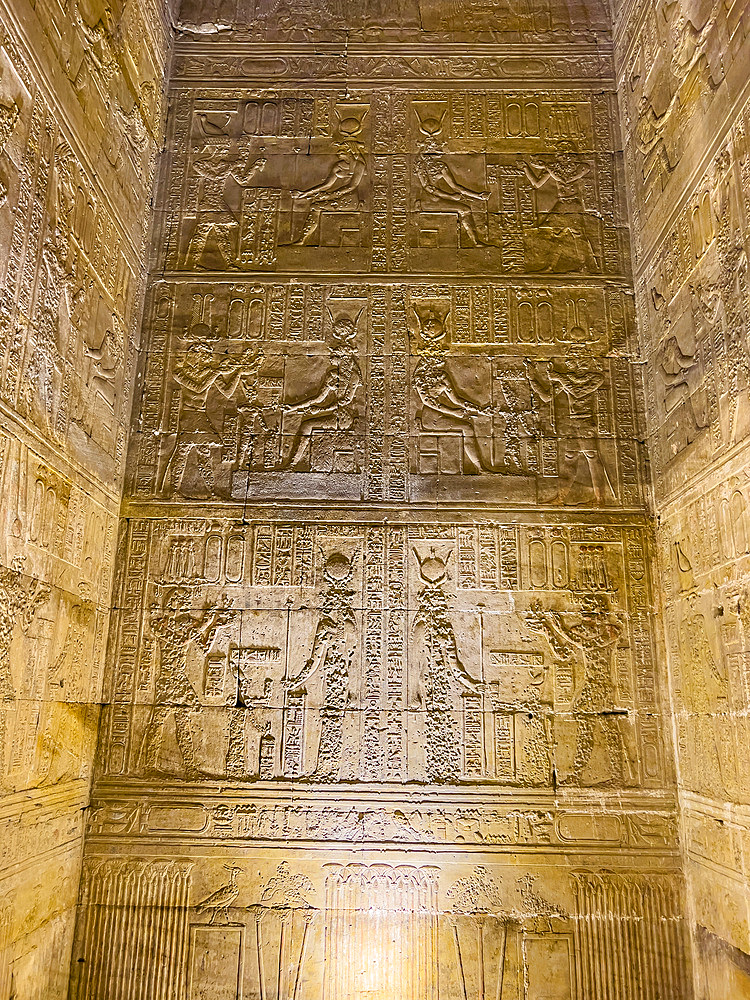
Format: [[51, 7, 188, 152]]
[[88, 791, 678, 850], [171, 53, 613, 83]]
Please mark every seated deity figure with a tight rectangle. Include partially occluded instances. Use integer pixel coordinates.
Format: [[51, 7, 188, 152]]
[[415, 149, 489, 247], [290, 141, 366, 246], [412, 302, 496, 474], [279, 312, 363, 470]]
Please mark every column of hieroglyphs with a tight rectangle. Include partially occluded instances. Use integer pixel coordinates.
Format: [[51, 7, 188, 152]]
[[614, 0, 750, 991], [72, 0, 696, 997], [0, 0, 171, 992]]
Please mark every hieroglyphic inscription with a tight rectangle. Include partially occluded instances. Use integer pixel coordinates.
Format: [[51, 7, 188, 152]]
[[67, 1, 695, 995]]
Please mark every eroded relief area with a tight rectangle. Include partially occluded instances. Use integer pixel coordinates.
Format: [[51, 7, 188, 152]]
[[177, 0, 611, 39], [74, 7, 692, 1000]]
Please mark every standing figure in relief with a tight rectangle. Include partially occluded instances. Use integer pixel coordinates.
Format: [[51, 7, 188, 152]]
[[412, 302, 495, 474], [0, 101, 20, 207], [138, 587, 232, 778], [49, 581, 96, 699], [678, 605, 734, 795], [712, 149, 750, 443], [525, 594, 636, 786], [656, 320, 708, 453], [411, 549, 482, 783], [521, 148, 599, 271], [0, 558, 50, 777], [279, 313, 363, 470], [283, 553, 357, 781], [74, 319, 124, 442], [415, 149, 489, 247], [635, 96, 681, 188], [159, 343, 264, 495], [21, 144, 79, 436], [290, 141, 366, 246], [21, 229, 72, 435], [492, 371, 538, 475], [185, 145, 267, 267], [528, 354, 614, 504], [0, 558, 51, 701]]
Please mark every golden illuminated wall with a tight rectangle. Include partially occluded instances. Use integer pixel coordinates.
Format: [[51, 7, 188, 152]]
[[613, 0, 750, 992], [69, 0, 696, 997], [0, 0, 170, 992]]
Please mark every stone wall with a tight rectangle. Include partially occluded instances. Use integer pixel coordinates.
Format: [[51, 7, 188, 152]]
[[69, 1, 694, 997], [613, 0, 750, 992], [0, 0, 170, 992]]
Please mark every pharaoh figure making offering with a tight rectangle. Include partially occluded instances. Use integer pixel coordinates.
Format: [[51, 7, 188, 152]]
[[139, 586, 233, 778], [525, 594, 636, 786]]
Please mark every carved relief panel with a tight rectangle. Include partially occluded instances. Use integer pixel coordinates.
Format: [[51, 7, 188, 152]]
[[156, 88, 627, 278], [177, 0, 611, 40], [0, 432, 115, 792], [0, 32, 148, 480], [100, 517, 665, 791], [634, 102, 750, 499], [617, 0, 747, 248], [64, 0, 692, 995], [657, 483, 750, 804], [71, 854, 689, 1000], [614, 0, 750, 979], [129, 281, 641, 507]]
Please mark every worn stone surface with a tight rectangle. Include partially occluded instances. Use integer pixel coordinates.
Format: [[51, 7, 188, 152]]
[[2, 0, 748, 994], [614, 0, 750, 992], [0, 0, 170, 991], [66, 2, 696, 998]]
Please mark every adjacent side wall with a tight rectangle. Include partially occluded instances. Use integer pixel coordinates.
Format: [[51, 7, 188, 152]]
[[613, 0, 750, 994], [0, 0, 170, 993]]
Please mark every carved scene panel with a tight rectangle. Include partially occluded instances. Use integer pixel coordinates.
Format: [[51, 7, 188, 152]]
[[155, 88, 628, 278], [177, 0, 611, 39], [632, 104, 750, 500], [129, 280, 642, 507], [99, 517, 666, 792], [71, 854, 689, 1000]]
